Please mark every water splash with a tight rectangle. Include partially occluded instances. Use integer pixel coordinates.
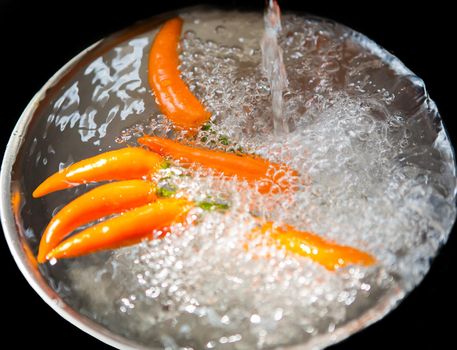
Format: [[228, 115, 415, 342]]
[[261, 0, 289, 135]]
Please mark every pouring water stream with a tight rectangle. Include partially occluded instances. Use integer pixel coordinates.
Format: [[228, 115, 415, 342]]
[[261, 0, 289, 135]]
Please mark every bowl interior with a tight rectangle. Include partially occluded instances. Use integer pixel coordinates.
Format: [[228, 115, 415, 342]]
[[2, 7, 456, 350]]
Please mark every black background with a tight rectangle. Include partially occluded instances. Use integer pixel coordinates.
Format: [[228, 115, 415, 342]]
[[0, 0, 455, 349]]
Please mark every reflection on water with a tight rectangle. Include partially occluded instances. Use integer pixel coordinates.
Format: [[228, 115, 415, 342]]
[[45, 37, 149, 144]]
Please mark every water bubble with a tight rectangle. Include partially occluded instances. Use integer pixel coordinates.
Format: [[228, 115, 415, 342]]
[[215, 25, 226, 34], [250, 314, 261, 324], [184, 30, 196, 39]]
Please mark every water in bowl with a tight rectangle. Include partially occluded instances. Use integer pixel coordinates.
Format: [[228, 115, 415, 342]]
[[14, 7, 456, 350]]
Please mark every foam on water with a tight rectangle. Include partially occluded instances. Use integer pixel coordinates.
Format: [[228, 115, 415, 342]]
[[29, 10, 456, 350]]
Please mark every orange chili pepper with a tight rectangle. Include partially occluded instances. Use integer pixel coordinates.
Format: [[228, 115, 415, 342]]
[[138, 136, 298, 194], [259, 222, 375, 270], [11, 186, 22, 221], [37, 180, 157, 263], [45, 198, 193, 261], [148, 17, 210, 131], [33, 147, 164, 198]]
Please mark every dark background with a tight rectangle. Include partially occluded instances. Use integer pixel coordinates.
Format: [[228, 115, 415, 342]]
[[0, 0, 455, 348]]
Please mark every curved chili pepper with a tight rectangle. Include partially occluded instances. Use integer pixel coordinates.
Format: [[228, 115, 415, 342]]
[[33, 147, 164, 198], [37, 180, 157, 263], [259, 222, 375, 270], [45, 198, 193, 261], [138, 136, 298, 194], [149, 17, 210, 130]]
